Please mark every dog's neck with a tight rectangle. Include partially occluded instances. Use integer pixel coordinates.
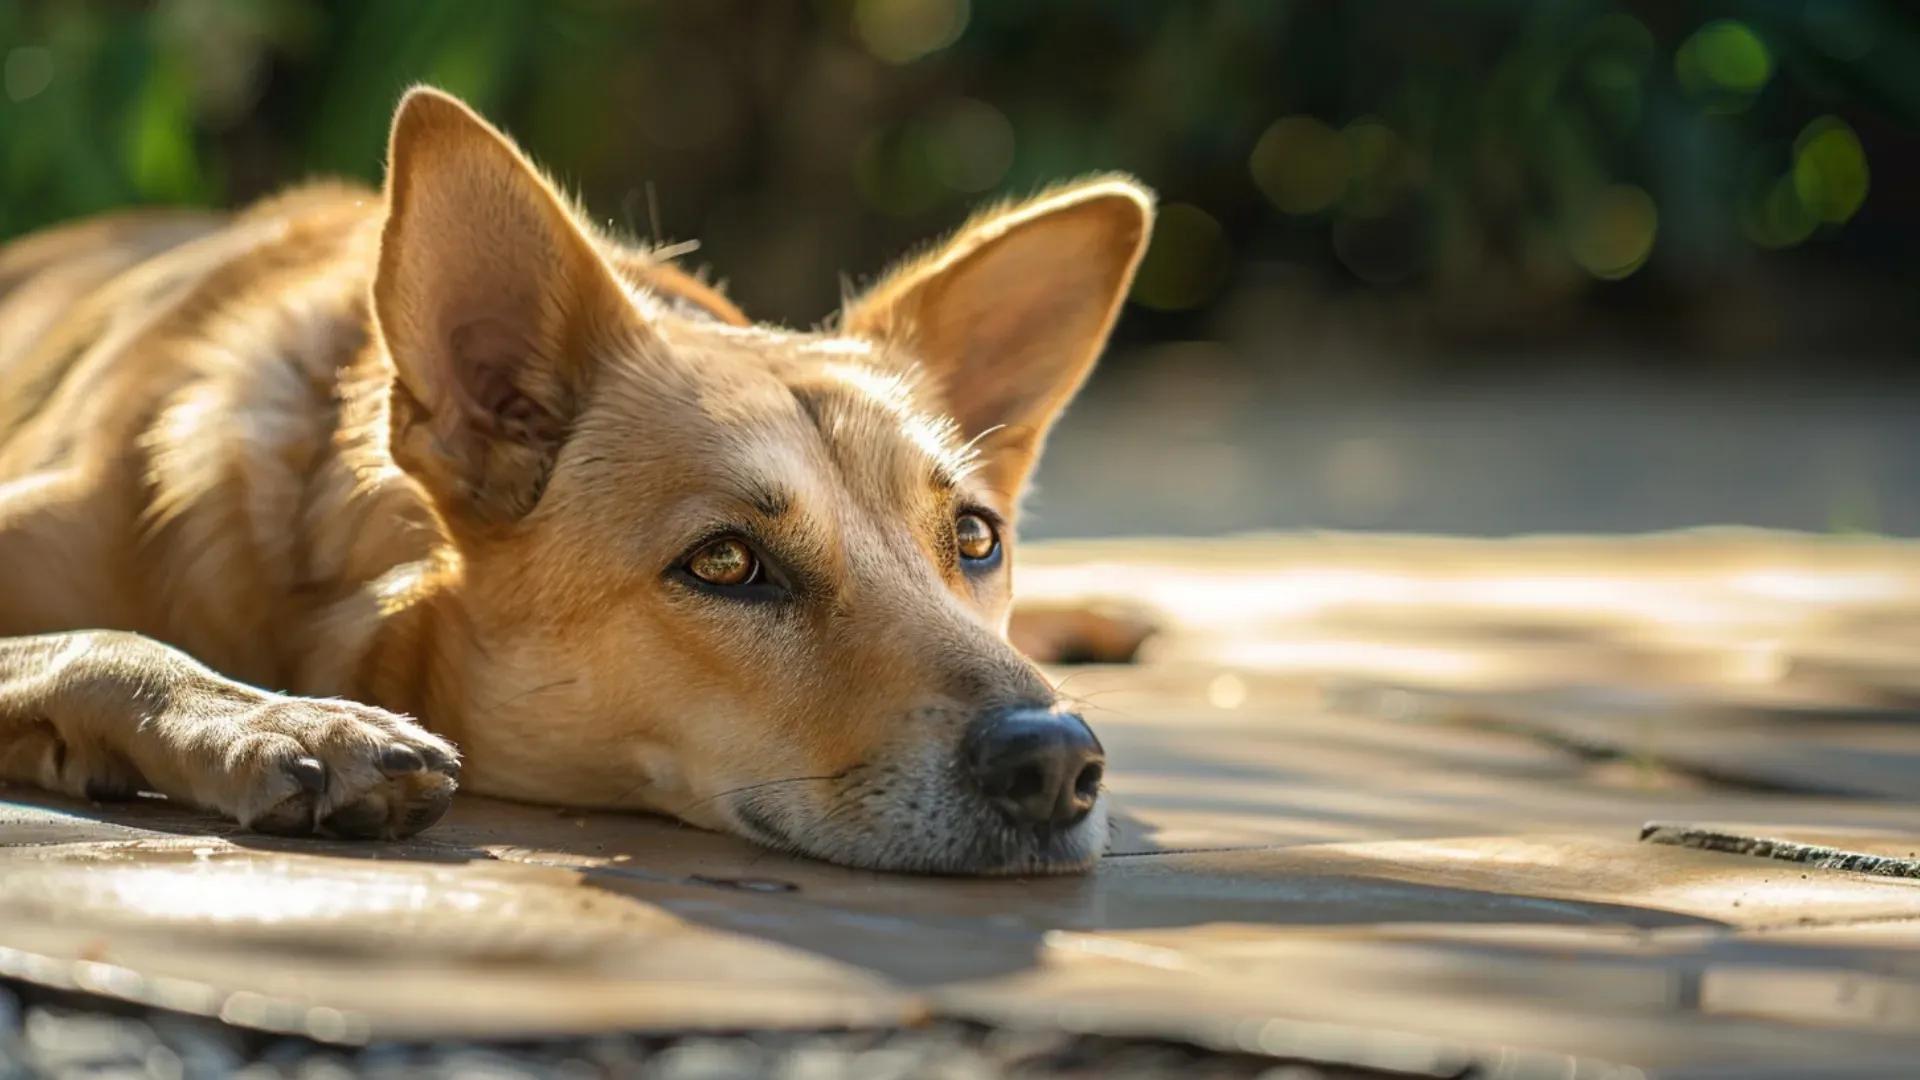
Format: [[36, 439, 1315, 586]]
[[357, 579, 473, 747], [289, 341, 478, 743]]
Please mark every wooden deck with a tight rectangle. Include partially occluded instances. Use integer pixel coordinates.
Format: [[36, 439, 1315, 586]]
[[7, 531, 1920, 1077]]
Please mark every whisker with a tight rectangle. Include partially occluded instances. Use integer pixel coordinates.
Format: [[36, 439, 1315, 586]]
[[1059, 687, 1133, 705], [814, 791, 870, 832], [1055, 691, 1148, 724], [669, 770, 850, 818], [1050, 675, 1141, 704], [956, 423, 1007, 457]]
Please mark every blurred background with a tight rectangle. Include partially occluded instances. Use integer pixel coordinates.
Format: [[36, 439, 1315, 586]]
[[2, 0, 1916, 537]]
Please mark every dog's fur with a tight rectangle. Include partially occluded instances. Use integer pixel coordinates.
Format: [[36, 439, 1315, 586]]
[[0, 89, 1152, 873]]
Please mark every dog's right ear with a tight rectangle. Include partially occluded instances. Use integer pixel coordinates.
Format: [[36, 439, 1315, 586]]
[[374, 87, 633, 525], [841, 178, 1152, 508]]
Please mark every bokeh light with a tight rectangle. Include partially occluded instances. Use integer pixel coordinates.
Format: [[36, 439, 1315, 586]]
[[853, 0, 970, 66], [0, 3, 1909, 338], [1250, 116, 1348, 215], [925, 98, 1014, 194], [1737, 115, 1870, 251], [1340, 119, 1417, 219], [1676, 19, 1772, 112], [4, 46, 53, 103], [1567, 184, 1657, 280], [1792, 116, 1869, 225], [1742, 173, 1819, 250]]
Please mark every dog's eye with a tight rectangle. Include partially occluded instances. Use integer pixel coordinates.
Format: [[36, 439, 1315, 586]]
[[955, 512, 999, 563], [686, 538, 760, 587]]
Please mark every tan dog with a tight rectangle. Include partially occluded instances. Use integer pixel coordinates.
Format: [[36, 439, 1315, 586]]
[[0, 88, 1152, 874]]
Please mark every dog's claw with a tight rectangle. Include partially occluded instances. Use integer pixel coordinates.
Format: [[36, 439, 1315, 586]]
[[419, 744, 460, 779], [378, 743, 424, 775], [287, 756, 327, 794], [222, 701, 458, 842]]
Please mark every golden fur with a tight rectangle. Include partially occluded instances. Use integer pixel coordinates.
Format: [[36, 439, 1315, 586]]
[[0, 88, 1152, 873]]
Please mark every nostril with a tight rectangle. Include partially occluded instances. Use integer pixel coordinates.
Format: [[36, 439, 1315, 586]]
[[1072, 761, 1103, 802], [1006, 762, 1047, 802]]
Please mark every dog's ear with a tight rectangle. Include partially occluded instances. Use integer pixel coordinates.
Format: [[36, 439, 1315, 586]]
[[374, 87, 634, 524], [842, 178, 1153, 504]]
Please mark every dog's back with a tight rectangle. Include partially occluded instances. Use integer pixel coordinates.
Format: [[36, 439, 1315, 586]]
[[0, 185, 393, 684], [0, 209, 221, 448], [0, 186, 380, 458]]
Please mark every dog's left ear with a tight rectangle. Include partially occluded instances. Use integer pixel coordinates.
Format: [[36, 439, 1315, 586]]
[[842, 177, 1154, 504], [374, 87, 636, 526]]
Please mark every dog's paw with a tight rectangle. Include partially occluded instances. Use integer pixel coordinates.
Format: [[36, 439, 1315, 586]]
[[217, 698, 460, 840]]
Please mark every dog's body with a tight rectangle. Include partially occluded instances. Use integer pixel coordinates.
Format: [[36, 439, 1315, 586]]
[[0, 90, 1151, 873]]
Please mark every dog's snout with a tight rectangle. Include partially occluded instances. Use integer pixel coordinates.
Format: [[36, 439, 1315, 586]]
[[965, 708, 1104, 830]]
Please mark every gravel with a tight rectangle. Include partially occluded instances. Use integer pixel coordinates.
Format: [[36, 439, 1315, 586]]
[[0, 980, 1395, 1080]]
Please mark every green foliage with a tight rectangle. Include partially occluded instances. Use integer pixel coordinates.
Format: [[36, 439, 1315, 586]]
[[0, 0, 1913, 325]]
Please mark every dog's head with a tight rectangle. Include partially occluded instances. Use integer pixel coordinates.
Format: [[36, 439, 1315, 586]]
[[370, 89, 1151, 873]]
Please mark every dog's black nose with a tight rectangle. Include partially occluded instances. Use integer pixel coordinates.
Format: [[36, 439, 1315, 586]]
[[965, 708, 1105, 830]]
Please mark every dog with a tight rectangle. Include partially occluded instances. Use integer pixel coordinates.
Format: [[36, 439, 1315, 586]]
[[0, 87, 1153, 874]]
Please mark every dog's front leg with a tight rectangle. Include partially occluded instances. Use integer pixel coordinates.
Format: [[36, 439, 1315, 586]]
[[0, 630, 458, 838]]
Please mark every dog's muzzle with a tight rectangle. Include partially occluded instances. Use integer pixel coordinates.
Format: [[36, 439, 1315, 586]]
[[962, 706, 1104, 831]]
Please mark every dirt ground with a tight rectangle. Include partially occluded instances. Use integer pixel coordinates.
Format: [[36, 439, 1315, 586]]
[[7, 533, 1920, 1078]]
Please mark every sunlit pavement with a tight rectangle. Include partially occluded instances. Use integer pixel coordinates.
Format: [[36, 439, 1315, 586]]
[[8, 532, 1920, 1077]]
